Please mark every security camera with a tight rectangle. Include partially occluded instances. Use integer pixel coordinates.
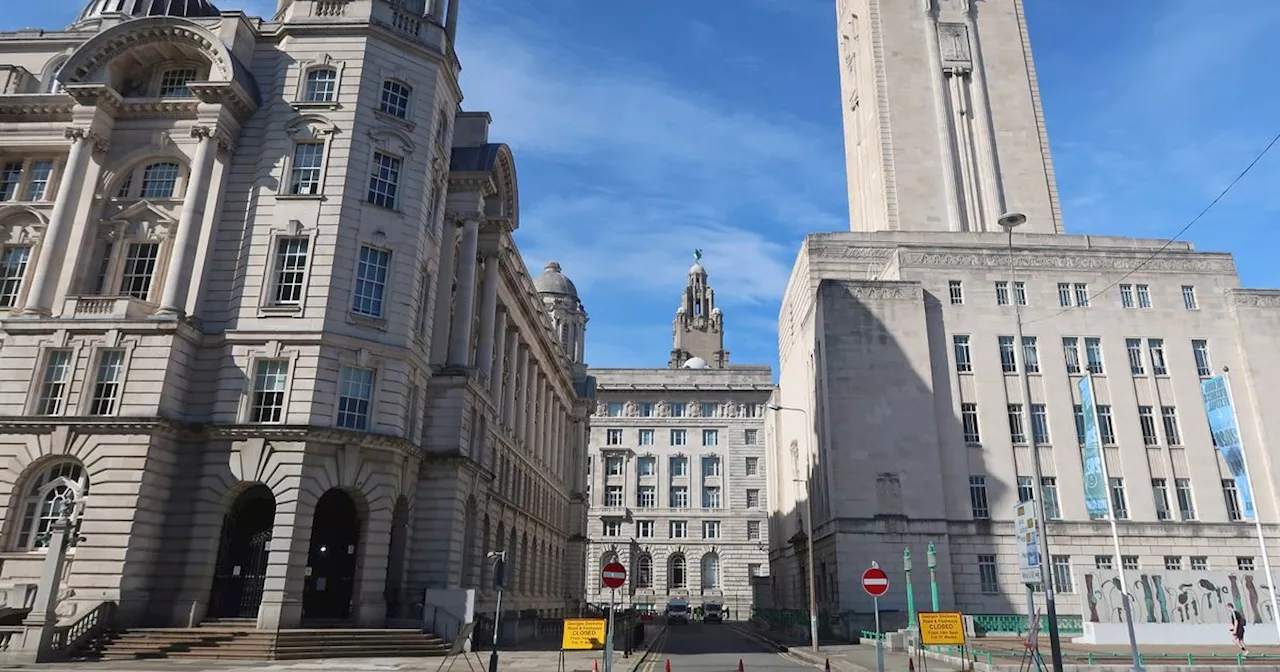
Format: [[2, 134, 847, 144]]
[[997, 212, 1027, 230]]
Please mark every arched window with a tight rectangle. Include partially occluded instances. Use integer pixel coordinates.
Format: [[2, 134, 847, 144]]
[[116, 161, 184, 199], [14, 461, 88, 550], [701, 553, 719, 589], [668, 553, 686, 589], [379, 79, 412, 119], [44, 57, 67, 94], [304, 68, 337, 103], [636, 554, 653, 589]]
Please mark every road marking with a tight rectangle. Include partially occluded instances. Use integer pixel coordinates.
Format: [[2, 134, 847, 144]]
[[638, 626, 669, 672]]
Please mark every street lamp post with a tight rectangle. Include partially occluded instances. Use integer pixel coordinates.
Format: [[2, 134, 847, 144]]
[[486, 551, 507, 672], [903, 548, 916, 631], [999, 212, 1065, 672], [767, 402, 820, 653], [927, 542, 939, 611]]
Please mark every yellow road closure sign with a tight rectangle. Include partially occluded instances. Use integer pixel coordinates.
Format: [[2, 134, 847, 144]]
[[917, 611, 966, 646], [561, 618, 608, 650]]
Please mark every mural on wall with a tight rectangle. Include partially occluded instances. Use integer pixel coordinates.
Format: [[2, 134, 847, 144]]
[[1083, 570, 1275, 626]]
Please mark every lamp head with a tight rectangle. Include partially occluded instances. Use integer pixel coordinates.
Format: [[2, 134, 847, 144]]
[[997, 212, 1027, 230], [766, 403, 783, 411]]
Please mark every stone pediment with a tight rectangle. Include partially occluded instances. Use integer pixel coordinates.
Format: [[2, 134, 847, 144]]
[[102, 200, 177, 240]]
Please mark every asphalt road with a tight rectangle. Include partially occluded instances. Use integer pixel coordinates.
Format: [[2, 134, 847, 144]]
[[638, 622, 818, 672]]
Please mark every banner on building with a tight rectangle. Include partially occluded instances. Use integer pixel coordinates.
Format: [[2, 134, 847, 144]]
[[1201, 375, 1255, 520], [1078, 376, 1110, 520]]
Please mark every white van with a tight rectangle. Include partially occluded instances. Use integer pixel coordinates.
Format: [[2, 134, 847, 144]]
[[703, 602, 724, 623], [667, 598, 690, 624]]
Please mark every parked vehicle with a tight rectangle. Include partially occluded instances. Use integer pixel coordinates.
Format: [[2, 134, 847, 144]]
[[667, 598, 690, 624], [703, 602, 724, 623]]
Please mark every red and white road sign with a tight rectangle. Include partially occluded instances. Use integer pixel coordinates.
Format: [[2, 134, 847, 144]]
[[601, 561, 627, 590], [862, 566, 890, 597]]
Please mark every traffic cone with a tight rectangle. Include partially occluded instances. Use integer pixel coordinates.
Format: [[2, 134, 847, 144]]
[[592, 660, 599, 672], [738, 659, 745, 671], [824, 659, 831, 672], [909, 658, 916, 672], [665, 659, 672, 672]]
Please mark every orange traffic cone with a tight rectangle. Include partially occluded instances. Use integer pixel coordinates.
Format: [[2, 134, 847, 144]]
[[665, 660, 672, 672], [592, 660, 599, 672]]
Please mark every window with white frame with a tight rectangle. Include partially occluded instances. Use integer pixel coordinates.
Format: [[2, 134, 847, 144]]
[[747, 520, 761, 539], [1190, 556, 1208, 571], [1109, 477, 1128, 519], [249, 359, 289, 423], [303, 67, 337, 102], [605, 429, 623, 446], [1122, 555, 1139, 571], [948, 280, 963, 304], [34, 350, 73, 416], [636, 485, 656, 508], [604, 486, 623, 507], [1162, 406, 1182, 445], [1136, 284, 1151, 308], [1152, 478, 1171, 521], [289, 143, 325, 195], [744, 428, 758, 445], [602, 520, 621, 537], [1148, 338, 1168, 375], [605, 456, 623, 475], [639, 402, 654, 417], [1094, 555, 1113, 569], [953, 335, 972, 373], [978, 555, 999, 594], [702, 486, 722, 508], [0, 160, 24, 201], [701, 402, 717, 417], [114, 160, 184, 200], [1176, 478, 1196, 520], [669, 486, 689, 508], [701, 455, 721, 477], [0, 158, 56, 202], [1223, 479, 1243, 521], [87, 350, 125, 416], [745, 456, 759, 475], [1014, 281, 1027, 306], [1084, 337, 1104, 374], [969, 475, 990, 519], [1073, 283, 1090, 307], [995, 280, 1010, 306], [639, 429, 655, 445], [1098, 405, 1116, 444], [1138, 406, 1158, 445], [1041, 477, 1061, 519], [158, 67, 197, 97], [1120, 284, 1133, 308], [637, 456, 656, 476], [1052, 556, 1074, 593], [1238, 557, 1254, 571], [1022, 336, 1040, 373], [998, 336, 1017, 372], [636, 520, 654, 538], [671, 428, 688, 445], [1182, 285, 1198, 310], [14, 461, 88, 550], [669, 520, 687, 538], [367, 151, 401, 209], [1062, 337, 1081, 374], [336, 365, 375, 430], [702, 521, 721, 539], [414, 269, 431, 334], [351, 245, 389, 317], [271, 237, 309, 306], [607, 402, 623, 417], [1030, 404, 1049, 444], [0, 244, 31, 308], [670, 402, 686, 417], [1017, 476, 1034, 503], [1007, 404, 1026, 444], [378, 79, 412, 118], [117, 242, 160, 300], [1057, 282, 1071, 307], [746, 488, 760, 508], [1126, 338, 1144, 375], [669, 456, 687, 476], [1164, 555, 1182, 570], [961, 403, 980, 443], [1192, 340, 1212, 377]]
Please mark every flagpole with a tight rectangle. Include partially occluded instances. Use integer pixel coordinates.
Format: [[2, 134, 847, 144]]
[[1221, 368, 1280, 644]]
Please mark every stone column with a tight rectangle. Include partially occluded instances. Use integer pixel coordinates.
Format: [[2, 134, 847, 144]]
[[576, 323, 586, 363], [22, 128, 93, 316], [518, 353, 532, 445], [447, 218, 481, 367], [19, 513, 73, 661], [157, 126, 219, 316], [476, 256, 501, 377], [527, 372, 541, 454], [429, 221, 459, 366], [445, 0, 461, 41], [503, 331, 519, 428], [430, 0, 446, 22], [490, 310, 508, 402]]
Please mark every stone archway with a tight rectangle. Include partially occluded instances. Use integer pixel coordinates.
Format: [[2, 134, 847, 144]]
[[303, 488, 362, 620], [207, 484, 276, 620]]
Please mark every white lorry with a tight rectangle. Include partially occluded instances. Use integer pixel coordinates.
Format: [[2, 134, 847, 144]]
[[666, 597, 690, 624]]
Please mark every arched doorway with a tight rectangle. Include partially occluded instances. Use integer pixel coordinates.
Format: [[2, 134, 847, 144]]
[[207, 484, 276, 619], [303, 488, 361, 620]]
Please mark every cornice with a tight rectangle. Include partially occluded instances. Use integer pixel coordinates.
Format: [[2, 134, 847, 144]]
[[1228, 289, 1280, 309], [823, 279, 921, 302], [0, 417, 183, 437], [897, 250, 1234, 275], [0, 96, 76, 123]]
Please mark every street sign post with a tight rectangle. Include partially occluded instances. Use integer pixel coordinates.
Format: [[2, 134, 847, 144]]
[[863, 564, 889, 672], [600, 562, 627, 672]]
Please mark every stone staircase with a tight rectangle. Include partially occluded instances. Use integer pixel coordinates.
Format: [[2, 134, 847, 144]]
[[76, 621, 452, 661]]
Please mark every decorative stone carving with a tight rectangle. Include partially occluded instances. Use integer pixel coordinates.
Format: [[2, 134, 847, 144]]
[[656, 402, 669, 418], [938, 23, 971, 63], [595, 401, 607, 416], [623, 401, 638, 416], [899, 251, 1234, 274], [833, 282, 920, 302], [1229, 292, 1280, 308], [809, 244, 896, 260], [727, 404, 740, 418], [688, 403, 701, 418]]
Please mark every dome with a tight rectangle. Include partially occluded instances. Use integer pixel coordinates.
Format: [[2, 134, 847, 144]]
[[682, 357, 709, 370], [78, 0, 221, 22], [534, 261, 579, 299], [688, 262, 705, 276]]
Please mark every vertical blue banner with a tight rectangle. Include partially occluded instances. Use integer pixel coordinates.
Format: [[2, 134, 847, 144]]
[[1201, 375, 1255, 520], [1078, 376, 1110, 520]]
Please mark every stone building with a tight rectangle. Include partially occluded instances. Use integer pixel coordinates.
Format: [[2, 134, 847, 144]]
[[0, 0, 591, 634], [585, 260, 772, 617], [768, 0, 1280, 636]]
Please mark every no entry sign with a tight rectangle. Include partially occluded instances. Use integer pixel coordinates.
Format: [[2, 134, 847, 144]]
[[862, 566, 890, 597], [601, 561, 627, 590]]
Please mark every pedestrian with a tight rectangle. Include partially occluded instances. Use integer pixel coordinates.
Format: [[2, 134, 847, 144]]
[[1230, 604, 1248, 657]]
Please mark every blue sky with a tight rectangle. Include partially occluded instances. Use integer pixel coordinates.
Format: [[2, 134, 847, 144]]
[[9, 1, 1280, 370]]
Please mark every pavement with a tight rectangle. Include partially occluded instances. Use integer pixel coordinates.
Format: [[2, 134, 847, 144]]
[[639, 621, 820, 672]]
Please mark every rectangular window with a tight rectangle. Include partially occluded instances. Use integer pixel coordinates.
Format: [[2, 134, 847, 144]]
[[1085, 338, 1105, 374], [379, 80, 411, 118], [745, 457, 759, 475], [961, 403, 980, 444], [1164, 556, 1182, 570], [702, 429, 718, 446], [1223, 479, 1243, 521], [1120, 284, 1134, 308], [746, 489, 761, 508], [351, 245, 390, 317], [1138, 406, 1158, 445], [289, 142, 325, 194], [636, 486, 656, 508], [948, 280, 963, 305], [702, 486, 722, 508], [670, 521, 687, 539], [702, 520, 720, 539], [1074, 283, 1090, 307], [670, 402, 686, 417], [953, 335, 972, 373], [0, 244, 31, 308], [336, 366, 375, 430], [747, 520, 761, 540], [1126, 338, 1144, 375], [1238, 557, 1255, 572], [607, 402, 624, 417], [88, 350, 125, 416], [1136, 284, 1151, 308], [367, 151, 401, 209], [969, 475, 990, 519], [1192, 340, 1212, 377], [742, 404, 758, 418], [1190, 556, 1208, 571], [250, 359, 289, 423], [1074, 405, 1086, 446], [0, 161, 21, 201], [978, 555, 999, 594], [637, 456, 656, 476], [1109, 477, 1129, 519], [1042, 477, 1061, 519], [414, 270, 431, 335], [670, 456, 687, 476], [160, 67, 197, 97], [25, 160, 53, 201], [1052, 556, 1074, 594], [1161, 407, 1182, 446], [604, 486, 623, 507], [670, 486, 689, 508], [1022, 337, 1040, 373], [606, 429, 623, 446], [995, 281, 1010, 306], [1122, 555, 1139, 571], [1152, 478, 1172, 521], [1095, 555, 1113, 569], [1182, 285, 1198, 310], [120, 242, 160, 299], [701, 455, 721, 477], [1098, 405, 1116, 444], [638, 429, 655, 445], [1057, 283, 1072, 307], [998, 336, 1017, 373], [1017, 476, 1034, 503], [1148, 338, 1168, 375], [671, 429, 687, 446], [699, 402, 717, 418], [602, 520, 621, 537], [636, 520, 654, 538], [272, 237, 309, 305], [35, 350, 73, 415], [1176, 478, 1197, 520], [1031, 404, 1049, 444], [744, 429, 758, 445], [605, 456, 624, 475], [1014, 281, 1027, 306], [1007, 404, 1026, 444], [1062, 337, 1081, 374]]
